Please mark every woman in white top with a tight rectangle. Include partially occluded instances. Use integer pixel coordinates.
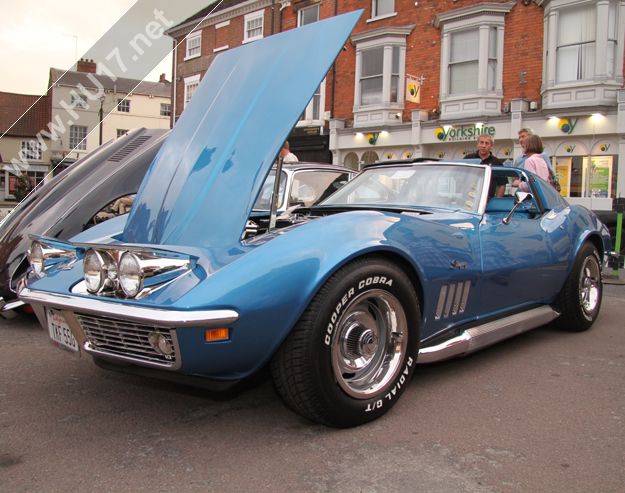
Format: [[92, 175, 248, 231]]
[[511, 134, 549, 192]]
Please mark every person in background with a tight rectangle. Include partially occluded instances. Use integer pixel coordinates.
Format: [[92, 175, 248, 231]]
[[514, 127, 554, 173], [464, 134, 503, 166], [464, 134, 505, 197], [511, 135, 550, 191], [280, 141, 298, 163]]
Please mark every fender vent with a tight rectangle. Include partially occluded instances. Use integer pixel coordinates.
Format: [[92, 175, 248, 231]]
[[107, 135, 152, 162], [435, 281, 471, 320]]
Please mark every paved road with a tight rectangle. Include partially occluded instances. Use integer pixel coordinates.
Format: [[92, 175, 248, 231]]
[[1, 286, 623, 493]]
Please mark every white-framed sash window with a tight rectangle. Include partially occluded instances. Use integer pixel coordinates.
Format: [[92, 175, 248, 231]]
[[244, 10, 264, 44]]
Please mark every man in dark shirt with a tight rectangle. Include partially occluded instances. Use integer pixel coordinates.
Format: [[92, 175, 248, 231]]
[[464, 134, 506, 198], [464, 134, 503, 166]]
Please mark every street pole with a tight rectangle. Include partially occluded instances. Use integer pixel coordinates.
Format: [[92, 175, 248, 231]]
[[99, 97, 104, 146]]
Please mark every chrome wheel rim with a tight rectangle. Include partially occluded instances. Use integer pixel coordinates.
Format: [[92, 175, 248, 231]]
[[331, 289, 407, 399], [579, 256, 600, 315]]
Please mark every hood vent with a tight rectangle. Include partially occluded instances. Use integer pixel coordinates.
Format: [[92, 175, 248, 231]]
[[108, 135, 152, 163]]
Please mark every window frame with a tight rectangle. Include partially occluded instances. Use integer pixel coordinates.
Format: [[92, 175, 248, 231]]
[[20, 140, 43, 162], [542, 0, 624, 109], [185, 31, 202, 60], [298, 4, 319, 26], [434, 3, 511, 119], [69, 125, 87, 151], [370, 0, 396, 21], [160, 103, 171, 117], [70, 93, 88, 110], [353, 36, 407, 112], [117, 99, 130, 113], [184, 74, 201, 109], [243, 10, 264, 44]]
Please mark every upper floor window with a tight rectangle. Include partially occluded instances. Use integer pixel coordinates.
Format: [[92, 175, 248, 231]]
[[556, 3, 596, 82], [117, 99, 130, 113], [449, 27, 497, 95], [434, 2, 511, 118], [160, 103, 171, 117], [69, 125, 87, 151], [70, 94, 88, 109], [373, 0, 394, 18], [20, 141, 42, 161], [184, 74, 201, 108], [351, 25, 413, 127], [186, 32, 201, 59], [542, 0, 623, 109], [299, 5, 319, 26], [360, 45, 400, 106], [244, 10, 264, 43]]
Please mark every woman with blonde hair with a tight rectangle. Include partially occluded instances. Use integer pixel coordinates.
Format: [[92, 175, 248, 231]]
[[511, 134, 550, 191]]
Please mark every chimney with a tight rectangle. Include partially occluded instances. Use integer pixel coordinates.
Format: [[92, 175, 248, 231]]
[[77, 59, 97, 73], [159, 73, 169, 83]]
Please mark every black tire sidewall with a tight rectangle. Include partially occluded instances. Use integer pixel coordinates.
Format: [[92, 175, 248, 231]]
[[308, 258, 420, 427]]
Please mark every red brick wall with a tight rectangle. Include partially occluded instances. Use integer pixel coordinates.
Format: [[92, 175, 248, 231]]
[[172, 0, 548, 123]]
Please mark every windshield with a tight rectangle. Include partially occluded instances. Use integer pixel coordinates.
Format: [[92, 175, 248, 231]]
[[321, 164, 485, 212], [253, 170, 288, 211]]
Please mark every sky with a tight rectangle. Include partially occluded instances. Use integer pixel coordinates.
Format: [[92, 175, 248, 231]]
[[0, 0, 176, 95]]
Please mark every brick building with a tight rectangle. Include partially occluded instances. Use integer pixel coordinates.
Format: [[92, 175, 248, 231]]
[[166, 0, 625, 211]]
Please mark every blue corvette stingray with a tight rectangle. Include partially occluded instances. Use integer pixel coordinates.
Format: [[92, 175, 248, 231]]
[[20, 12, 611, 427]]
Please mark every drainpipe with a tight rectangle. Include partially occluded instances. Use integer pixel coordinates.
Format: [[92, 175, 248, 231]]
[[330, 0, 338, 118], [172, 39, 178, 127], [271, 0, 275, 35]]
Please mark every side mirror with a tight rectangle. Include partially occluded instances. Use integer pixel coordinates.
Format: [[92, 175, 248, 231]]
[[503, 192, 534, 225]]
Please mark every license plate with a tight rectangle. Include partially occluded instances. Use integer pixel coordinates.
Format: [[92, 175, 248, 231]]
[[47, 309, 79, 353]]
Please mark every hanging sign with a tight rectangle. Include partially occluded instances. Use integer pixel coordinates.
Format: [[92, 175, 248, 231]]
[[406, 77, 420, 104]]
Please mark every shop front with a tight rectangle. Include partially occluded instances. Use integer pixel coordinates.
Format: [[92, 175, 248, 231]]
[[330, 109, 624, 215], [1, 165, 49, 202]]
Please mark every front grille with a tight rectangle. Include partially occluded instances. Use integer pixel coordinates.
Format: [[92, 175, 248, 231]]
[[76, 314, 177, 366]]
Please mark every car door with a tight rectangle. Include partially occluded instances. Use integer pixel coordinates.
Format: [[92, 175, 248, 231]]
[[478, 171, 571, 316]]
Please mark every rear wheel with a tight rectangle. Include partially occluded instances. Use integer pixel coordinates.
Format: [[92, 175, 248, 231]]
[[554, 242, 602, 332], [270, 256, 420, 427]]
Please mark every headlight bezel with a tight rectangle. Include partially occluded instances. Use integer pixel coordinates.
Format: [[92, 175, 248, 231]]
[[118, 252, 144, 298], [73, 245, 195, 299], [27, 237, 78, 277]]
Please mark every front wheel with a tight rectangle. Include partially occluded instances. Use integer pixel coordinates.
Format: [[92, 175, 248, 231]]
[[270, 256, 421, 427], [554, 242, 603, 332]]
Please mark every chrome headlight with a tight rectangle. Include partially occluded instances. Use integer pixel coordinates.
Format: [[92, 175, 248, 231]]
[[118, 252, 143, 298], [83, 249, 106, 293], [27, 241, 45, 275]]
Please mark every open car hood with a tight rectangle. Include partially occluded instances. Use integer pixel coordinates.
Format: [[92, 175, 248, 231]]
[[123, 11, 362, 247]]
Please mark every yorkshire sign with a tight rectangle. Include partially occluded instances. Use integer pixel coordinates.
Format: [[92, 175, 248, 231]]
[[435, 124, 495, 142]]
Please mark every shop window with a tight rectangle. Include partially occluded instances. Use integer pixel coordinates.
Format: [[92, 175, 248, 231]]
[[117, 129, 128, 138], [344, 152, 360, 171], [362, 150, 379, 165], [244, 10, 264, 44], [553, 155, 619, 199], [186, 32, 201, 59], [434, 3, 511, 119], [69, 125, 87, 151], [351, 26, 412, 127], [543, 1, 623, 109], [184, 74, 201, 108], [20, 141, 42, 161]]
